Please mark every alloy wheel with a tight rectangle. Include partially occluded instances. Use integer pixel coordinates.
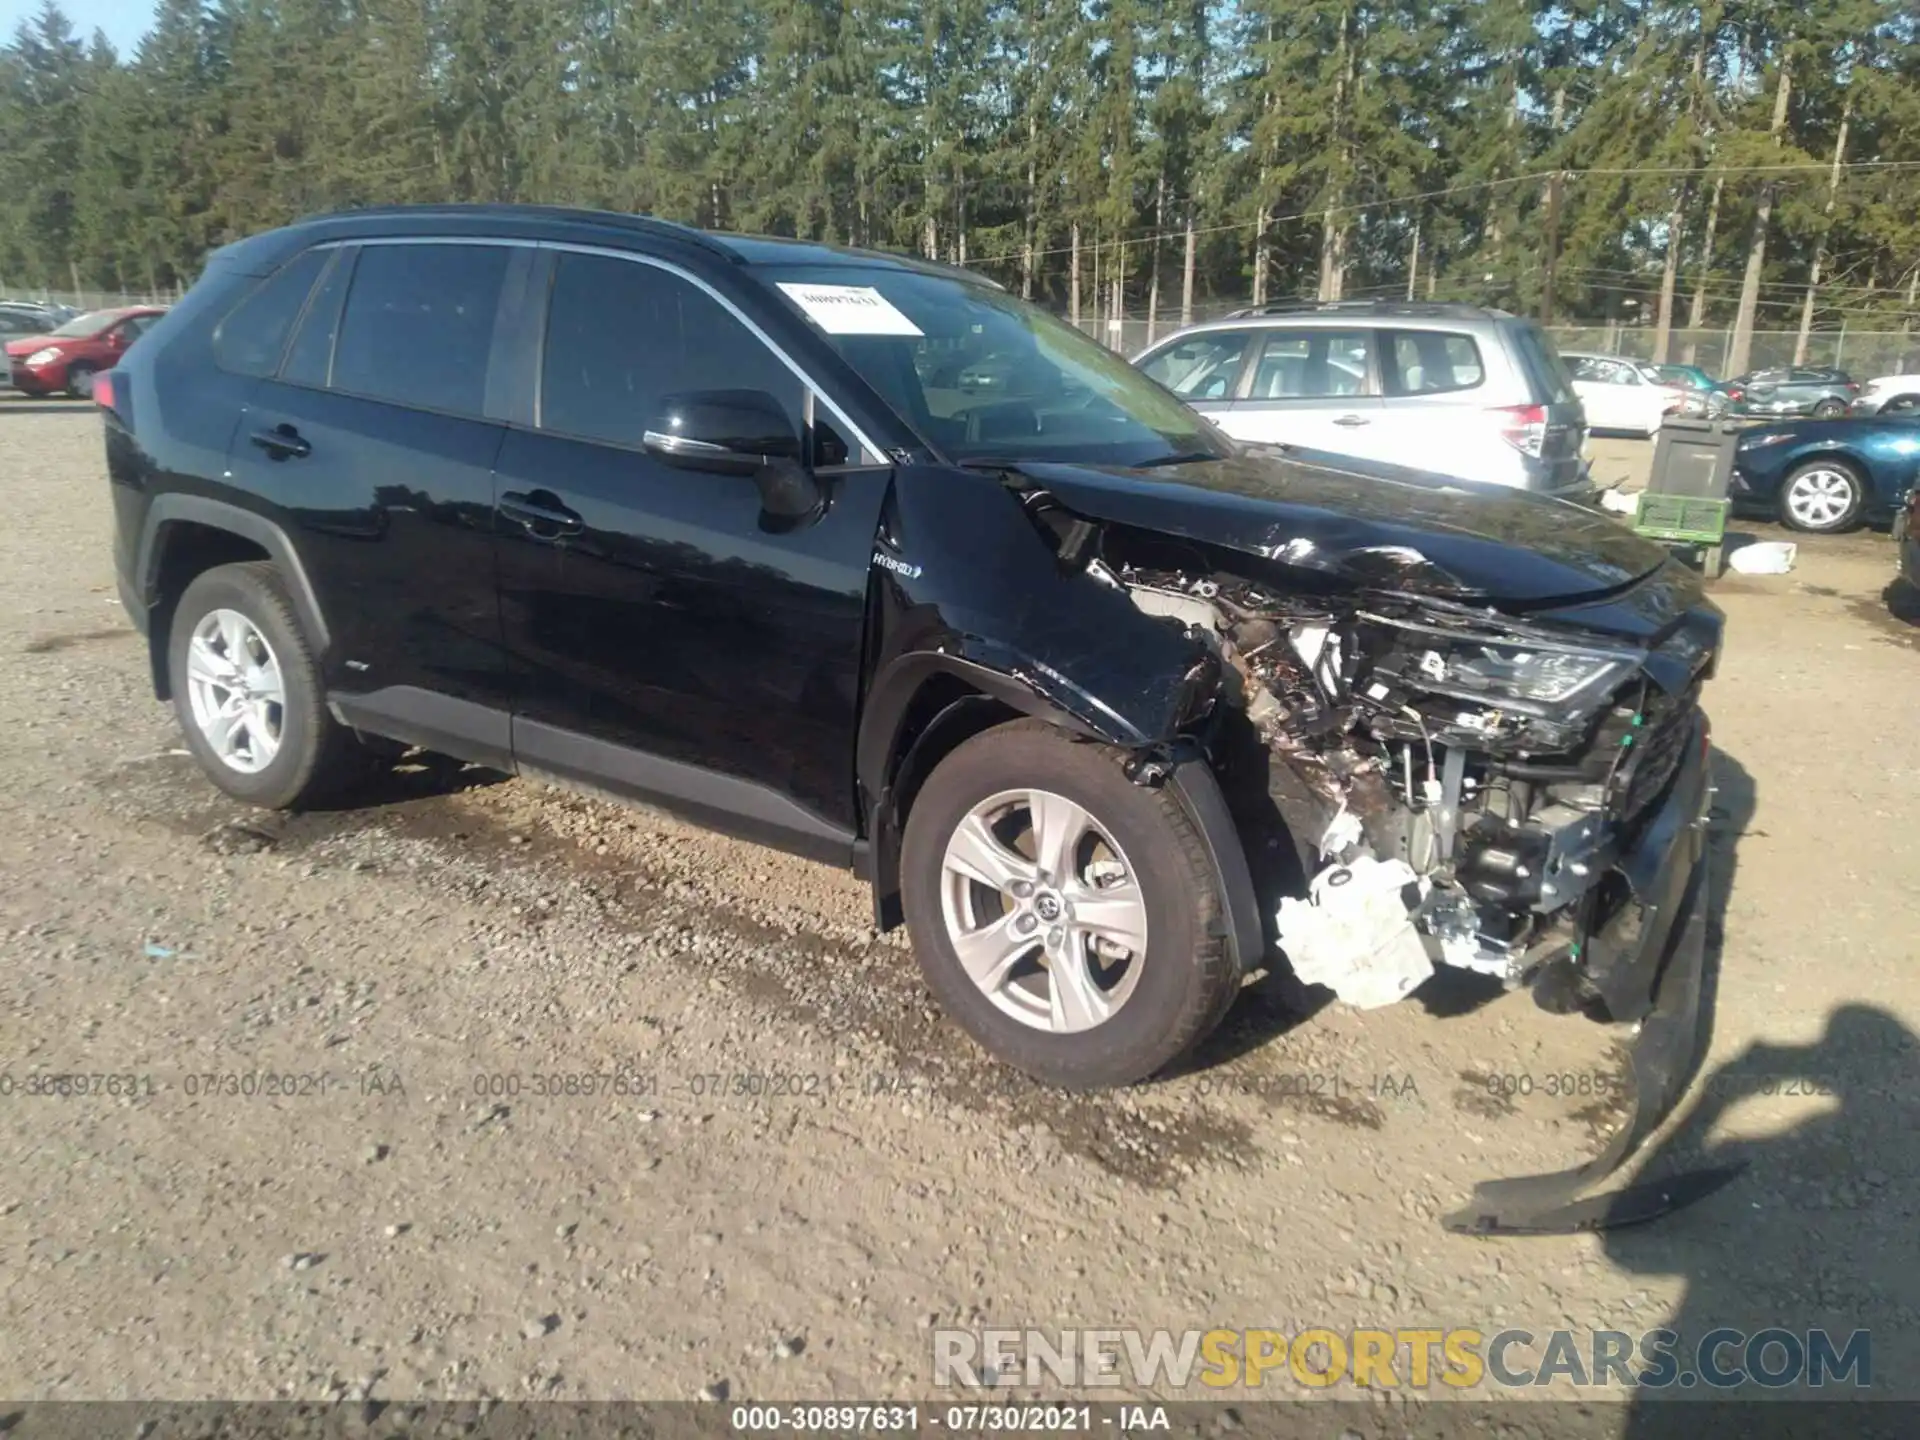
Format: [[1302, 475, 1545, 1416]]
[[938, 787, 1149, 1033], [185, 608, 286, 773], [1783, 468, 1857, 531]]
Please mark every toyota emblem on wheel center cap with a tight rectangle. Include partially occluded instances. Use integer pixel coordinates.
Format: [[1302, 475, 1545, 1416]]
[[1034, 892, 1063, 922]]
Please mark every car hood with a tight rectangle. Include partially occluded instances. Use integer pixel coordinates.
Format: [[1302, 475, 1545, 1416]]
[[4, 334, 55, 357], [1012, 447, 1670, 607]]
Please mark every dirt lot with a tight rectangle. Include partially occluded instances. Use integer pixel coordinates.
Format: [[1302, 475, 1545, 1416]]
[[1, 406, 1916, 1414]]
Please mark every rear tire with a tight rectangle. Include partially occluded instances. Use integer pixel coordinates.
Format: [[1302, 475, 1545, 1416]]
[[1812, 398, 1847, 419], [900, 719, 1240, 1089], [166, 561, 370, 809]]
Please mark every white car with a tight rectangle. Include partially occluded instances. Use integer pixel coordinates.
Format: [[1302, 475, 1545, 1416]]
[[1560, 353, 1677, 437], [1851, 373, 1920, 417]]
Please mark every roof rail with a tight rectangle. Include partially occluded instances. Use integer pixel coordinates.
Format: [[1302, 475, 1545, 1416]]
[[1222, 299, 1506, 320]]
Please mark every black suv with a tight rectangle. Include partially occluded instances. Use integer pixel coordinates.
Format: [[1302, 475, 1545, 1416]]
[[107, 207, 1723, 1230]]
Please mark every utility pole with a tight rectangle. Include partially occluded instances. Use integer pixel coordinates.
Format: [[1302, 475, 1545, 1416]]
[[1539, 87, 1565, 324], [1070, 221, 1081, 327], [1406, 220, 1420, 302]]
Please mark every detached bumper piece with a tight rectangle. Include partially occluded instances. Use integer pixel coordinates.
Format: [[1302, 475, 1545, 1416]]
[[1442, 717, 1744, 1235]]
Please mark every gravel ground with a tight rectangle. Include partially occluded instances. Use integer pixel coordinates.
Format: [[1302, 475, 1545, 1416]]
[[1, 402, 1915, 1414]]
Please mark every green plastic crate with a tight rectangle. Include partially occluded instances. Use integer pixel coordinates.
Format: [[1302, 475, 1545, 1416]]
[[1633, 493, 1729, 545]]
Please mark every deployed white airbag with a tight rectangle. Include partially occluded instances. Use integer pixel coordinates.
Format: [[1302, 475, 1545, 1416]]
[[1276, 856, 1434, 1009]]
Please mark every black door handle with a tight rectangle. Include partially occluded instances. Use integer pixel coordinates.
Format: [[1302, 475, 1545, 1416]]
[[250, 424, 310, 459], [500, 490, 582, 537]]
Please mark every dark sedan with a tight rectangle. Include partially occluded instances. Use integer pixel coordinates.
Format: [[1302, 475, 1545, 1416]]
[[1731, 415, 1920, 533], [1724, 367, 1858, 420]]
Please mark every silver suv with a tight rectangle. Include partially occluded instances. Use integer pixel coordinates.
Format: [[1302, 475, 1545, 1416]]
[[1133, 301, 1590, 496]]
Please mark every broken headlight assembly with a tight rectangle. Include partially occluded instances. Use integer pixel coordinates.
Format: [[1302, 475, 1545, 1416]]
[[1400, 640, 1637, 715], [1357, 611, 1644, 729]]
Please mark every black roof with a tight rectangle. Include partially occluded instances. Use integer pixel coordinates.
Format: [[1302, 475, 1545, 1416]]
[[262, 204, 998, 286]]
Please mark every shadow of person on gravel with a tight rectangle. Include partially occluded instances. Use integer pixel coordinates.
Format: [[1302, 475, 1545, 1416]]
[[1589, 748, 1916, 1435], [1602, 1003, 1916, 1437]]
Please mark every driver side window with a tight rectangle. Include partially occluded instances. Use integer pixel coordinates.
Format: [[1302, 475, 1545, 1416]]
[[540, 253, 804, 452]]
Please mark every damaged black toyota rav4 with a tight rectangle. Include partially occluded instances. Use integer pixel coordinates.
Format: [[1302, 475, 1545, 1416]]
[[106, 207, 1725, 1231]]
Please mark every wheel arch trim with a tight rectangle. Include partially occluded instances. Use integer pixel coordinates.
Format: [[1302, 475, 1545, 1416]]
[[136, 495, 330, 653], [857, 649, 1264, 975]]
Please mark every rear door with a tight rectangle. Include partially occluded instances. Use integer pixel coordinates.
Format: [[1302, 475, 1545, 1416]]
[[228, 239, 519, 761], [1223, 326, 1385, 455]]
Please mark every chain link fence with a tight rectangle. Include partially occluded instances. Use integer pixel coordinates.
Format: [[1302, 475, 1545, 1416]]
[[0, 286, 179, 313]]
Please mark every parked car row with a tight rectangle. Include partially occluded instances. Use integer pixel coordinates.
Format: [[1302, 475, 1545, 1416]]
[[2, 305, 167, 398]]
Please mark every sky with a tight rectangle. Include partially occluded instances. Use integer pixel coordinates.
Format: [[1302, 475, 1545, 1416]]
[[1, 0, 153, 57]]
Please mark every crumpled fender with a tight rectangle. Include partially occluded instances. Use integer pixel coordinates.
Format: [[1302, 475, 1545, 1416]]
[[853, 465, 1262, 971]]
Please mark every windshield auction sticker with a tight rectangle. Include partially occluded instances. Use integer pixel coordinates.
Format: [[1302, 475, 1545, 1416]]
[[776, 282, 923, 336]]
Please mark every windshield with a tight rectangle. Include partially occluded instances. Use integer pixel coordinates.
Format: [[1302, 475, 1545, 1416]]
[[762, 264, 1230, 467], [48, 310, 121, 339]]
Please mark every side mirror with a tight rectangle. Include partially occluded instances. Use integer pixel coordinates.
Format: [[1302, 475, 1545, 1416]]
[[643, 389, 821, 522]]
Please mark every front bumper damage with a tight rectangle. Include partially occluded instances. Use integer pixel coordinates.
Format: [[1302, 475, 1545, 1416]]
[[1442, 713, 1743, 1234], [1099, 554, 1731, 1234]]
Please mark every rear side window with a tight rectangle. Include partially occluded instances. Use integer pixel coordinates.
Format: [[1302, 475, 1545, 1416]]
[[1508, 321, 1575, 404], [539, 252, 802, 448], [1383, 331, 1484, 396], [213, 250, 328, 377], [1247, 329, 1373, 399], [1141, 332, 1250, 400], [328, 243, 511, 416]]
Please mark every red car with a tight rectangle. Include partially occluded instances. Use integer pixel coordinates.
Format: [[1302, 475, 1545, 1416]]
[[4, 306, 166, 399]]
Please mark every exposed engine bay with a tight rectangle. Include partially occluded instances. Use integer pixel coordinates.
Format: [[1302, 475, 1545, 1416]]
[[1109, 556, 1703, 1012]]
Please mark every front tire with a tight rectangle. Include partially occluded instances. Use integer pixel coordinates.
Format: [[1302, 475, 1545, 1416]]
[[64, 362, 97, 400], [1778, 460, 1864, 533], [900, 719, 1240, 1089], [167, 561, 368, 809]]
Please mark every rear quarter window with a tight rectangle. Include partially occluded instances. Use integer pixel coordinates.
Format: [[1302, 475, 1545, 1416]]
[[1508, 321, 1575, 405], [1383, 331, 1484, 396], [212, 249, 329, 377]]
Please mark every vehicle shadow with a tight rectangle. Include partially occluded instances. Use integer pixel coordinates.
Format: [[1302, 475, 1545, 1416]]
[[0, 400, 92, 415], [319, 748, 509, 813], [1880, 577, 1920, 627]]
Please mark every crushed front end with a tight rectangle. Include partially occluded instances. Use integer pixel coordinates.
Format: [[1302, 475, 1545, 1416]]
[[1114, 556, 1729, 1232]]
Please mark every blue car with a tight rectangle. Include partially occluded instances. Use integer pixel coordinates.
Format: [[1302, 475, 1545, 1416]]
[[1731, 416, 1920, 534]]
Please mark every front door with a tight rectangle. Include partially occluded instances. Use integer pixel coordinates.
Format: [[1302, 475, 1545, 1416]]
[[492, 249, 892, 850]]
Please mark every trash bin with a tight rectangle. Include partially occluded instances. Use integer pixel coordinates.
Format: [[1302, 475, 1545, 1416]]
[[1633, 419, 1740, 578]]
